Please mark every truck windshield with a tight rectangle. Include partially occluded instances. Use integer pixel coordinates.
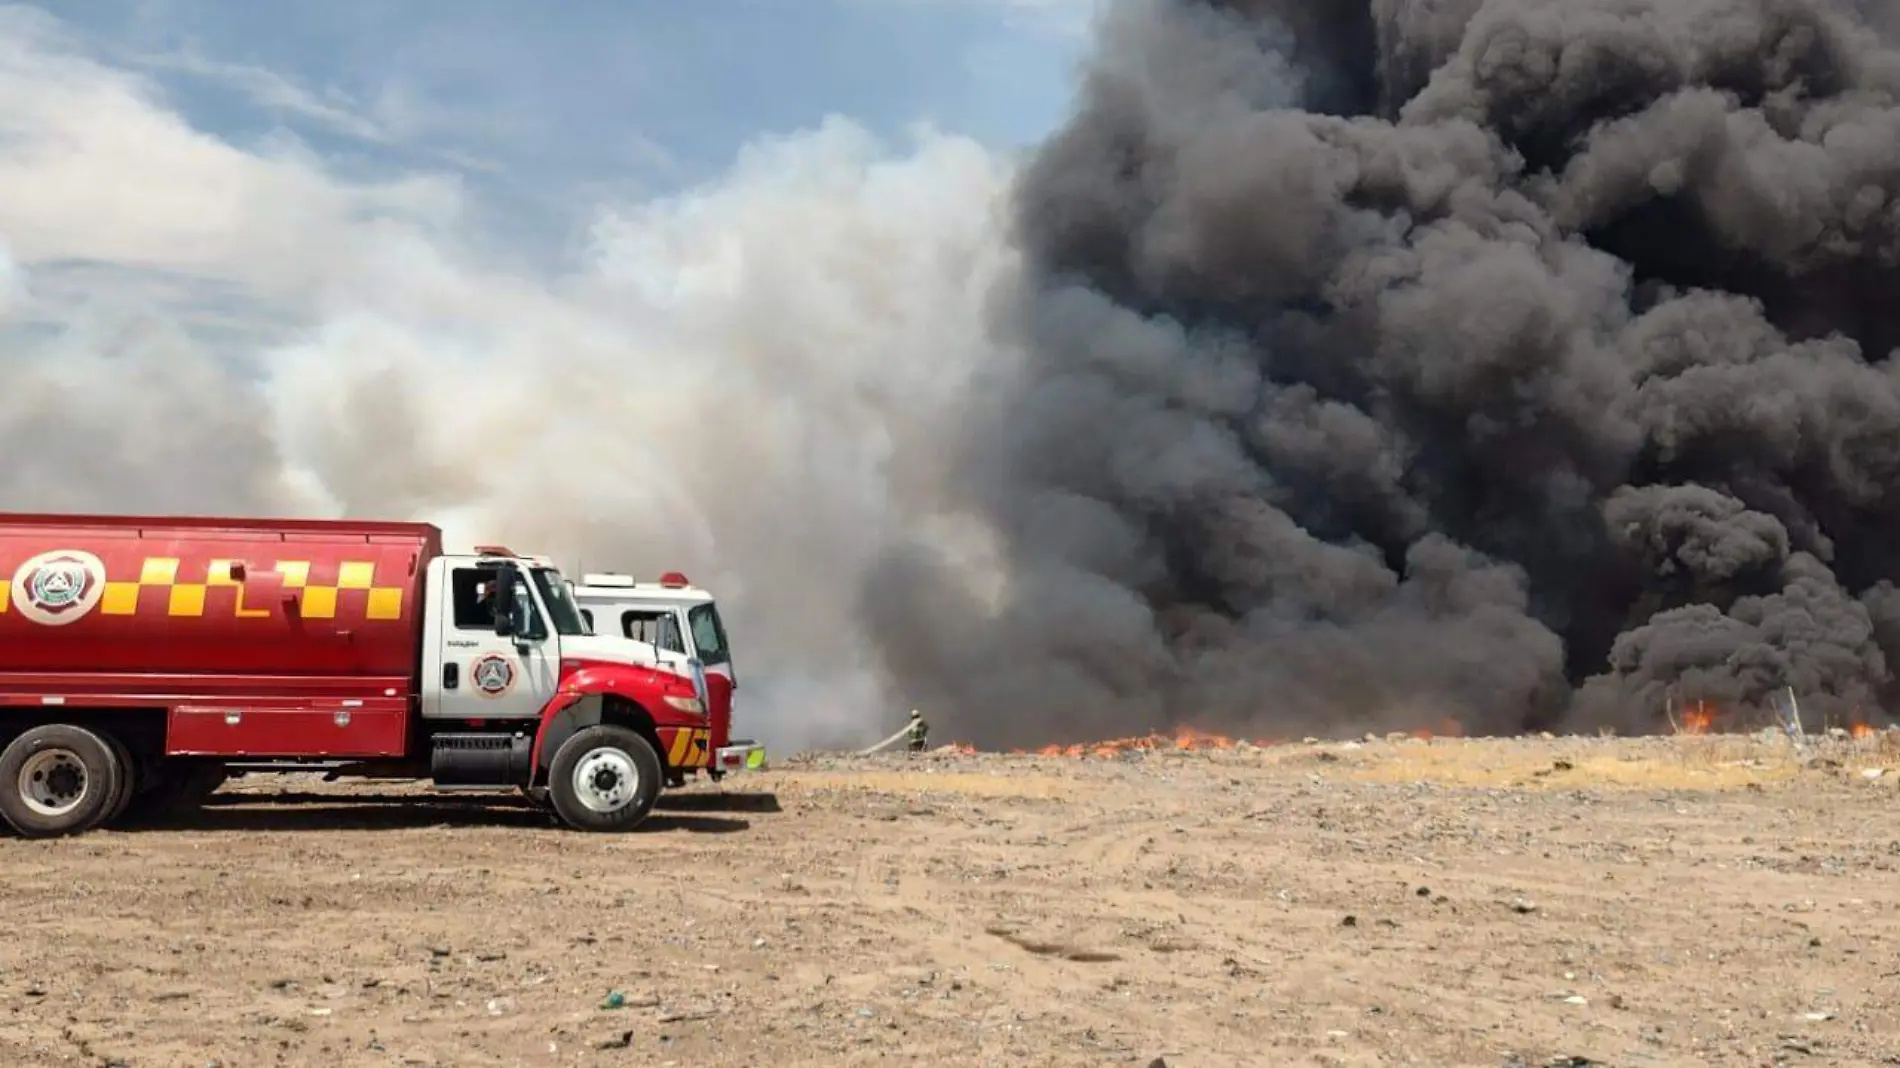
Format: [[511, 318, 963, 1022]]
[[687, 603, 730, 667], [530, 568, 589, 637]]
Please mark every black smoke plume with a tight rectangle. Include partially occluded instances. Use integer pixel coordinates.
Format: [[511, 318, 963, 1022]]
[[869, 0, 1900, 746]]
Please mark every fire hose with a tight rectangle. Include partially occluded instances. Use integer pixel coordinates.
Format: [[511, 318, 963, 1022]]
[[856, 720, 917, 756]]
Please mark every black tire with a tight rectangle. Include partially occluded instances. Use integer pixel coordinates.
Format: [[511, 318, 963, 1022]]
[[101, 731, 138, 827], [546, 725, 663, 832], [0, 724, 122, 838]]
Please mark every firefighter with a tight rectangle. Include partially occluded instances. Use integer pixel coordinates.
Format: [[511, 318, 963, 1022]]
[[906, 709, 929, 752]]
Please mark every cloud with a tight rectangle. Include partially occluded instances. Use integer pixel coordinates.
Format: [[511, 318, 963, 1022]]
[[127, 49, 391, 144], [0, 7, 1021, 750]]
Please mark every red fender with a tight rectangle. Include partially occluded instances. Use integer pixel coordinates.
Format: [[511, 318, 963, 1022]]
[[528, 658, 707, 773]]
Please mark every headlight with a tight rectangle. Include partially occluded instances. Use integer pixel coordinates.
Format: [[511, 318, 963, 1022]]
[[663, 695, 705, 714]]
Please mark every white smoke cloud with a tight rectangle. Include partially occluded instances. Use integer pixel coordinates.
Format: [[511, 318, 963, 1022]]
[[0, 6, 1024, 750]]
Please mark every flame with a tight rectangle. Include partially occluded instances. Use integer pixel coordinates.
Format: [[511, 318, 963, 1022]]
[[1677, 700, 1715, 735], [1414, 718, 1464, 740], [1850, 722, 1876, 740], [1013, 725, 1265, 759]]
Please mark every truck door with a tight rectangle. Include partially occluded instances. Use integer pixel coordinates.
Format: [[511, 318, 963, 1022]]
[[610, 602, 735, 748], [428, 561, 559, 721]]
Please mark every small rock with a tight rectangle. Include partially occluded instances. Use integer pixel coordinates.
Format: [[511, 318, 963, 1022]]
[[1415, 886, 1431, 897], [1340, 915, 1357, 927], [1511, 898, 1537, 914], [486, 997, 517, 1016], [596, 1031, 634, 1050]]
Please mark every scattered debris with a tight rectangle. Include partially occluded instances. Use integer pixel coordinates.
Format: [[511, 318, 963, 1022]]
[[657, 1008, 717, 1024], [985, 925, 1121, 963]]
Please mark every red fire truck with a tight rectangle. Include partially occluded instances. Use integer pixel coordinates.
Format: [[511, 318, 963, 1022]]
[[0, 512, 722, 838]]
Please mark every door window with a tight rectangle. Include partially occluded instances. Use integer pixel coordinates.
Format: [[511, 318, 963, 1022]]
[[621, 609, 685, 653], [451, 565, 503, 631], [687, 604, 729, 666]]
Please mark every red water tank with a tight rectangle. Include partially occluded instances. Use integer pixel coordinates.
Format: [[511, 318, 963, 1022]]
[[0, 514, 440, 691]]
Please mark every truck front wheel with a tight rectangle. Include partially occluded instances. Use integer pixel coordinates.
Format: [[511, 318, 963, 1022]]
[[547, 725, 662, 833], [0, 724, 122, 838]]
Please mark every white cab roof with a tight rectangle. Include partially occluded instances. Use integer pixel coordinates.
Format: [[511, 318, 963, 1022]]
[[572, 571, 714, 605]]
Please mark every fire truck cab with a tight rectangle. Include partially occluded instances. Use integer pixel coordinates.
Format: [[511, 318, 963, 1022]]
[[569, 571, 764, 783]]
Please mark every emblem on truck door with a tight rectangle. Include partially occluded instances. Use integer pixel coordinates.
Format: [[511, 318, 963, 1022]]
[[10, 550, 107, 626], [470, 653, 517, 697]]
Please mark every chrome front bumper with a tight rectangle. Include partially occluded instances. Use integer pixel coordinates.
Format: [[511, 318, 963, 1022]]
[[713, 739, 767, 773]]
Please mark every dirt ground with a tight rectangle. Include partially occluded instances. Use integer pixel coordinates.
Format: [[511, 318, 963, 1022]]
[[2, 730, 1899, 1067]]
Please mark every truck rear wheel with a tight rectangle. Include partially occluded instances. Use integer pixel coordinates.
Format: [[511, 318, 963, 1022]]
[[547, 725, 662, 832], [0, 724, 122, 838]]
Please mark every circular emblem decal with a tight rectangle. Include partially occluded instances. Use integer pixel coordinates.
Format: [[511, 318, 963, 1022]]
[[11, 550, 106, 626], [470, 653, 516, 697]]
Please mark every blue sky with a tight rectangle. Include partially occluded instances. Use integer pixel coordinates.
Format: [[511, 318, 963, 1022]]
[[47, 0, 1092, 242]]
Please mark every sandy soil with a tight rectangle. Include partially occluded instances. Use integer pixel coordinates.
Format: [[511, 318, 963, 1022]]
[[1, 730, 1898, 1067]]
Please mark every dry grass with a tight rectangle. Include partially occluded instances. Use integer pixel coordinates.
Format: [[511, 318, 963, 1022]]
[[785, 729, 1900, 800], [1322, 730, 1900, 792], [772, 768, 1091, 799]]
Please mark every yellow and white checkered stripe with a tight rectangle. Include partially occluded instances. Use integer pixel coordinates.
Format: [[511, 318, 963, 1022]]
[[0, 557, 407, 620], [667, 727, 712, 769]]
